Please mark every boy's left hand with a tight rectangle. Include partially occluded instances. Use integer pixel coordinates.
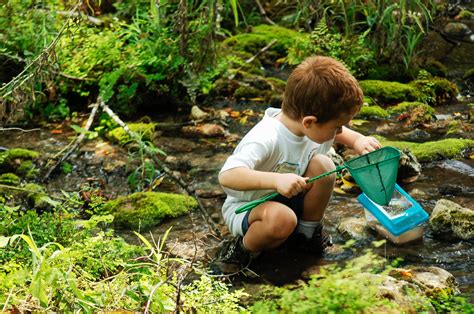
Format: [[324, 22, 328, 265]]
[[354, 136, 381, 155]]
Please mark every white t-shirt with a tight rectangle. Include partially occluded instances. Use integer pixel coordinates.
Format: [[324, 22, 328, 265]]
[[219, 107, 334, 236]]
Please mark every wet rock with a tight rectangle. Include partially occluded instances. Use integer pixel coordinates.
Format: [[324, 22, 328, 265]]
[[102, 159, 127, 173], [181, 124, 227, 138], [389, 266, 460, 299], [429, 199, 474, 240], [190, 105, 209, 120], [398, 128, 431, 142], [438, 159, 474, 177], [336, 217, 372, 241], [438, 184, 474, 197], [398, 149, 422, 183], [444, 22, 472, 38]]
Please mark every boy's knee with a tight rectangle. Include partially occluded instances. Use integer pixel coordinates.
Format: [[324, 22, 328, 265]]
[[265, 205, 297, 240], [307, 154, 336, 179]]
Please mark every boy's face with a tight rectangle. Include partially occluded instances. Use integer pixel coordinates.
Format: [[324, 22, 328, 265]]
[[302, 112, 354, 144]]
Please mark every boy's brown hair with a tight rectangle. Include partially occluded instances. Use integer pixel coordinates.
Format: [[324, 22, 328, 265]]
[[282, 56, 363, 123]]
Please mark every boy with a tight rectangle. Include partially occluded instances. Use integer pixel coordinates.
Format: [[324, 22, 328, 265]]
[[216, 56, 381, 272]]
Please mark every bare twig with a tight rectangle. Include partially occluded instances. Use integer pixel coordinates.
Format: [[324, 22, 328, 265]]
[[245, 39, 278, 64], [99, 100, 221, 237], [255, 0, 276, 25], [42, 100, 100, 182], [0, 127, 41, 132]]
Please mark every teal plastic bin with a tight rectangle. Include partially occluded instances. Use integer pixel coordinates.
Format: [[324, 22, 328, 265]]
[[357, 184, 429, 236]]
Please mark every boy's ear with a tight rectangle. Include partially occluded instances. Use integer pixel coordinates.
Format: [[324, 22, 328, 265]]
[[302, 116, 317, 128]]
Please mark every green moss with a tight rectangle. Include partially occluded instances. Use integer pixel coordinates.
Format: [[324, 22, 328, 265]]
[[233, 85, 260, 99], [410, 75, 458, 106], [222, 24, 308, 57], [104, 192, 197, 229], [0, 148, 40, 168], [359, 80, 420, 105], [388, 101, 435, 123], [378, 138, 474, 162], [23, 183, 50, 210], [16, 160, 40, 180], [0, 173, 20, 186], [356, 105, 389, 119], [464, 68, 474, 79], [61, 162, 73, 174], [107, 123, 156, 145], [458, 9, 474, 19], [446, 120, 461, 136]]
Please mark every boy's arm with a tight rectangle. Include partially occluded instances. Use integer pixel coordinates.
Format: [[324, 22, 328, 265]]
[[219, 167, 308, 198], [335, 126, 381, 155]]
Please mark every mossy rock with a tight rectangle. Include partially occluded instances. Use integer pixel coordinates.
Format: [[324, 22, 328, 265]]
[[0, 148, 40, 168], [356, 105, 389, 119], [233, 85, 261, 99], [104, 192, 197, 230], [378, 138, 474, 162], [387, 101, 435, 124], [222, 24, 308, 58], [430, 199, 474, 241], [410, 76, 458, 106], [23, 183, 50, 210], [0, 173, 20, 186], [359, 80, 420, 105], [16, 160, 40, 180], [107, 123, 156, 145]]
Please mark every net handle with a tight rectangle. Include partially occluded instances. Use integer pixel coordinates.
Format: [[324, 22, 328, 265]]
[[234, 165, 346, 214]]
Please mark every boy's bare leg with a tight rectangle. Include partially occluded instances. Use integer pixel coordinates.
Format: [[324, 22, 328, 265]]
[[302, 154, 336, 221], [243, 202, 297, 252]]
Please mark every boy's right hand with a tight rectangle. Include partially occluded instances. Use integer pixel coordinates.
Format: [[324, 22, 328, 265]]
[[275, 173, 308, 198]]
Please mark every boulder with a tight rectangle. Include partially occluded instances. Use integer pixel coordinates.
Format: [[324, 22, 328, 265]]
[[389, 266, 460, 299], [429, 199, 474, 240]]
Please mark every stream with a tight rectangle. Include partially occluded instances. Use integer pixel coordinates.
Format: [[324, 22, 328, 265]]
[[0, 96, 472, 301]]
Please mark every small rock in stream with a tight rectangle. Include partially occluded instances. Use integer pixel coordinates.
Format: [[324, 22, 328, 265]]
[[438, 159, 474, 177]]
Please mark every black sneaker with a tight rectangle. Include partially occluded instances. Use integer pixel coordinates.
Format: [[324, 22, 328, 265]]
[[211, 236, 252, 274], [286, 224, 332, 254]]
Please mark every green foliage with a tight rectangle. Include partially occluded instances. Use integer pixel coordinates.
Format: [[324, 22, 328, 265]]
[[61, 162, 73, 174], [104, 192, 197, 230], [0, 173, 20, 186], [287, 18, 376, 77], [250, 251, 395, 313], [388, 101, 434, 123], [410, 70, 458, 106], [181, 275, 248, 312]]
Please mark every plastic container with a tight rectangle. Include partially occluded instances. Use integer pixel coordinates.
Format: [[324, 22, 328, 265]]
[[358, 184, 429, 244], [364, 209, 424, 244]]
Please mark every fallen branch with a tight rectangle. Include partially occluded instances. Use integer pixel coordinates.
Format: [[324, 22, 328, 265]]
[[42, 100, 100, 182], [245, 39, 277, 64], [0, 127, 41, 132], [255, 0, 276, 25], [99, 100, 221, 237]]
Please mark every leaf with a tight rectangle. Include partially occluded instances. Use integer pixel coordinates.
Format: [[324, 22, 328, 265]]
[[0, 236, 10, 248]]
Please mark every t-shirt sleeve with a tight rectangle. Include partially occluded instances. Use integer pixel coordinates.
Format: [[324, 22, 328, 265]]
[[220, 141, 271, 174]]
